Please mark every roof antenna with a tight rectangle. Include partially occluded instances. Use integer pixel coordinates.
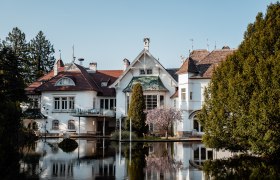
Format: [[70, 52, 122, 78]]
[[214, 41, 217, 50], [190, 38, 194, 51], [72, 45, 76, 63], [206, 38, 209, 51]]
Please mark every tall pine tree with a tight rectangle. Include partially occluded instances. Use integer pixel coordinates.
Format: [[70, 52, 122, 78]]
[[3, 27, 31, 84], [29, 31, 55, 79]]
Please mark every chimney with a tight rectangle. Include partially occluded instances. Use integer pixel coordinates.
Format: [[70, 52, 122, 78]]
[[54, 61, 58, 76], [143, 37, 150, 50], [123, 58, 130, 71], [89, 62, 97, 72], [78, 58, 84, 66]]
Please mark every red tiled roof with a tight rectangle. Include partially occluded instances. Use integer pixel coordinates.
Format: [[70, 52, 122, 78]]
[[176, 49, 209, 74], [25, 67, 64, 95], [196, 49, 235, 78], [91, 70, 123, 96], [29, 63, 123, 96]]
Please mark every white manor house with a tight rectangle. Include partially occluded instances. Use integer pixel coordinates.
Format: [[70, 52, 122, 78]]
[[24, 38, 234, 137]]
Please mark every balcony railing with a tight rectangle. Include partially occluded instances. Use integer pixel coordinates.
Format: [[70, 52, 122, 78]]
[[71, 108, 116, 117]]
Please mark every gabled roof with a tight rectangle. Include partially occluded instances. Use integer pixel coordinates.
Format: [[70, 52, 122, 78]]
[[177, 48, 235, 79], [123, 76, 168, 92], [110, 49, 178, 88], [195, 49, 235, 78], [176, 49, 209, 74], [25, 67, 64, 95], [189, 49, 210, 63], [176, 58, 199, 74]]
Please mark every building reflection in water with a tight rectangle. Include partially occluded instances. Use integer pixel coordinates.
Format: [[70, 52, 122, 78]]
[[20, 139, 233, 179]]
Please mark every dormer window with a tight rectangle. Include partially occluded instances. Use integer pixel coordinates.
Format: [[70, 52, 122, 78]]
[[140, 69, 153, 75], [101, 81, 108, 87], [55, 77, 75, 86]]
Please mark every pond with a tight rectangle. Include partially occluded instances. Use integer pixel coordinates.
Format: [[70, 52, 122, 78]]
[[17, 138, 280, 179]]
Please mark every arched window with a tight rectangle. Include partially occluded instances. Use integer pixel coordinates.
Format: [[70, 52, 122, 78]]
[[68, 120, 75, 130], [52, 120, 59, 130], [55, 77, 75, 86], [193, 117, 203, 132]]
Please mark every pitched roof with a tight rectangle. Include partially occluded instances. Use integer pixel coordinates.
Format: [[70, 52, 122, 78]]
[[195, 49, 235, 78], [176, 58, 199, 74], [166, 68, 179, 82], [25, 67, 64, 95], [28, 62, 123, 96], [176, 49, 209, 74], [90, 70, 123, 96], [189, 49, 210, 63]]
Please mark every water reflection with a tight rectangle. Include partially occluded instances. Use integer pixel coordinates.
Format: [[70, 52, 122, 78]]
[[17, 139, 280, 179]]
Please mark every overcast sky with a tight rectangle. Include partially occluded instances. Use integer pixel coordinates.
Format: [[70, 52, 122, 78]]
[[1, 0, 278, 70]]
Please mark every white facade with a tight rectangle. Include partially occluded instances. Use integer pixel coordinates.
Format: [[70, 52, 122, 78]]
[[111, 46, 177, 120]]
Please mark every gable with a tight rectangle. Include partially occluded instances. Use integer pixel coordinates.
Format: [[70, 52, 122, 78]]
[[110, 49, 178, 88]]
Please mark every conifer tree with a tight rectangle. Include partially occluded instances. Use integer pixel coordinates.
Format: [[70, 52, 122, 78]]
[[3, 27, 31, 84], [127, 83, 147, 137], [198, 2, 280, 157], [29, 31, 55, 79]]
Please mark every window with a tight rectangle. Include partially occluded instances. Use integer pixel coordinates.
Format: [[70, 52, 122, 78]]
[[52, 120, 59, 130], [181, 88, 186, 101], [193, 118, 203, 132], [100, 98, 116, 110], [105, 99, 109, 109], [68, 120, 75, 130], [110, 99, 114, 110], [54, 98, 60, 110], [53, 97, 75, 111], [144, 95, 157, 110], [55, 77, 75, 86], [61, 97, 67, 109], [69, 97, 75, 109], [140, 69, 153, 75], [190, 92, 193, 100], [101, 82, 108, 87], [140, 69, 145, 75], [146, 69, 153, 74], [160, 95, 164, 107]]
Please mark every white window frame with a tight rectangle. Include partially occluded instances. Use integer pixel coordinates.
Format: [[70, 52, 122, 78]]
[[181, 88, 186, 101], [68, 120, 75, 130], [52, 120, 59, 130], [53, 97, 75, 112]]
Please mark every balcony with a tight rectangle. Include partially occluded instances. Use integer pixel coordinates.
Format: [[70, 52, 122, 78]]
[[71, 108, 116, 117]]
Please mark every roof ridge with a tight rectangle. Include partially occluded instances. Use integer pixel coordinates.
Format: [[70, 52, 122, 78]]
[[75, 63, 101, 91]]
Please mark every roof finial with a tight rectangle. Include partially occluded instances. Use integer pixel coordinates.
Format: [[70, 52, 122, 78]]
[[143, 38, 150, 51], [59, 49, 61, 59]]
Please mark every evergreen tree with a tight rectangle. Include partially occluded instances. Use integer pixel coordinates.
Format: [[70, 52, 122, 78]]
[[198, 2, 280, 157], [29, 31, 55, 79], [3, 27, 31, 84], [127, 83, 147, 137]]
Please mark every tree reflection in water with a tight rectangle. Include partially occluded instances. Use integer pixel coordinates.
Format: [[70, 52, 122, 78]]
[[144, 143, 182, 179], [203, 154, 280, 179]]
